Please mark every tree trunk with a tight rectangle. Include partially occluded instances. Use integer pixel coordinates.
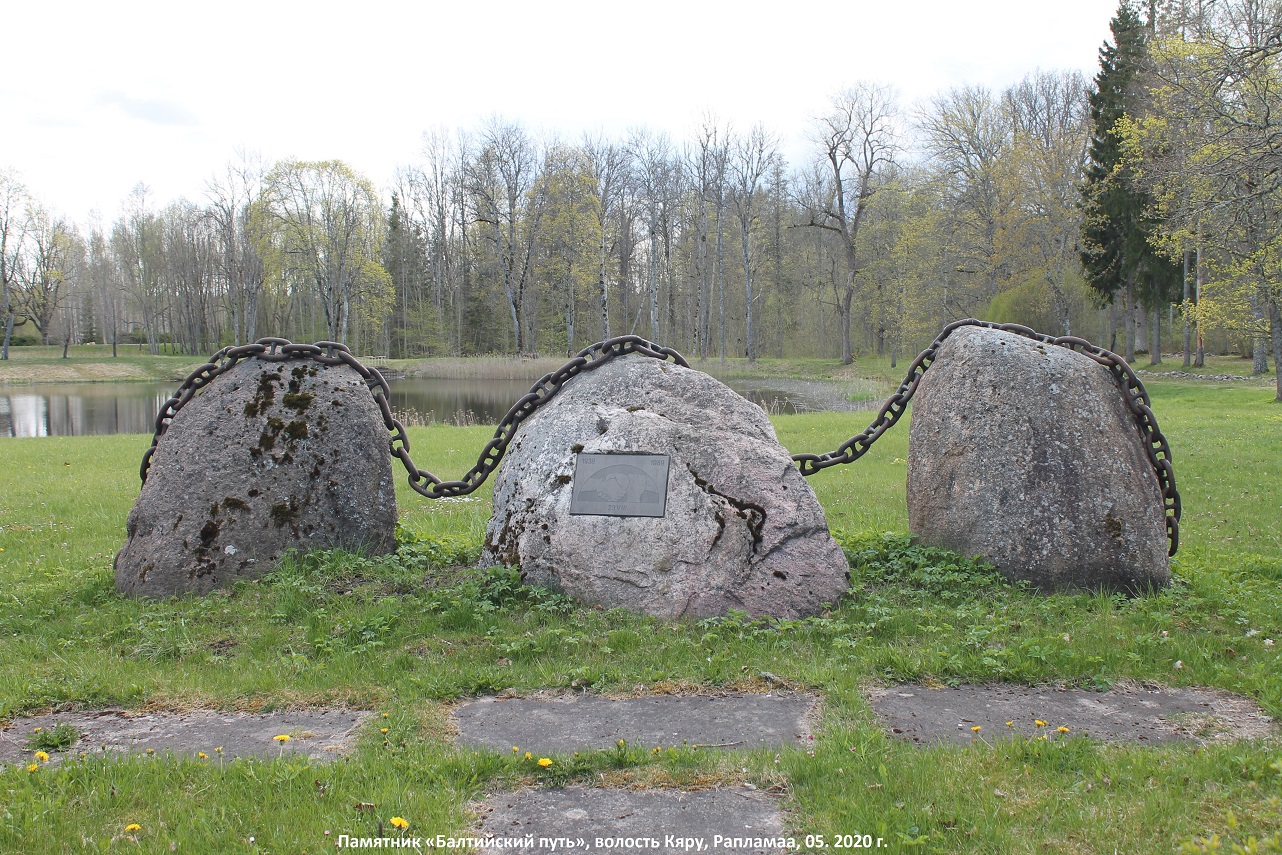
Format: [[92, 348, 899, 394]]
[[1194, 244, 1205, 367], [715, 203, 726, 361], [840, 278, 855, 365], [742, 229, 755, 363], [1252, 289, 1269, 375], [1150, 303, 1161, 365], [1182, 249, 1192, 367], [1271, 300, 1282, 403], [1108, 298, 1118, 353], [1124, 279, 1137, 363]]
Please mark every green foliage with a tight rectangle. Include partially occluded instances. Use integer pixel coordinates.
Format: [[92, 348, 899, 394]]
[[1081, 1, 1182, 309], [25, 722, 79, 752]]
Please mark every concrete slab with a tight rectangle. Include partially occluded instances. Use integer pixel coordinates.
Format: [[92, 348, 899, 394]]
[[453, 693, 815, 754], [0, 708, 369, 767], [869, 683, 1275, 746], [476, 786, 788, 854]]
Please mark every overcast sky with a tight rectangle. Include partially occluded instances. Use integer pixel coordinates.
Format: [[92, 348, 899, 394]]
[[3, 0, 1121, 225]]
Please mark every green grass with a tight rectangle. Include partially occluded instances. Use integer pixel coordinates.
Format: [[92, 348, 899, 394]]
[[0, 377, 1280, 852]]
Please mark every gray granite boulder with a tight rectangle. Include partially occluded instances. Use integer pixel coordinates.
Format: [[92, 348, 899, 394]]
[[906, 327, 1169, 592], [115, 358, 397, 597], [480, 355, 849, 618]]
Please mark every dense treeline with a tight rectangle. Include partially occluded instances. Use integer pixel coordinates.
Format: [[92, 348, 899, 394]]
[[2, 0, 1278, 391]]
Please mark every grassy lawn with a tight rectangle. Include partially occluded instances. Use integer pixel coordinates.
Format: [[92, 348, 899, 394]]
[[0, 372, 1279, 853]]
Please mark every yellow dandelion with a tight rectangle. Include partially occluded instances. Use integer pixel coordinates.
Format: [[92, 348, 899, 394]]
[[125, 823, 142, 833], [380, 728, 389, 734], [1037, 735, 1047, 741], [197, 752, 209, 759], [389, 817, 408, 830], [524, 751, 532, 760], [145, 748, 154, 755], [1005, 721, 1014, 727], [33, 727, 43, 733], [1034, 720, 1047, 727], [1057, 726, 1070, 733], [970, 726, 982, 732], [616, 739, 626, 748], [34, 751, 49, 763], [273, 734, 291, 743], [538, 758, 553, 768], [381, 713, 389, 719], [512, 746, 519, 753], [26, 763, 38, 773]]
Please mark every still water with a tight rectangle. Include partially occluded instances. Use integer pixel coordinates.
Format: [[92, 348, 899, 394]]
[[1, 378, 814, 438]]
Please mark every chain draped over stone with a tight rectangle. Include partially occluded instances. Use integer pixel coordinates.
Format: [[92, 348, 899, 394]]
[[140, 321, 1180, 557], [791, 318, 1181, 555], [140, 335, 689, 500]]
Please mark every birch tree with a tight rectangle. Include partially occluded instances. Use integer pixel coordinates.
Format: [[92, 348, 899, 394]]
[[256, 159, 391, 344], [801, 82, 899, 364], [1, 169, 27, 359], [728, 124, 779, 362]]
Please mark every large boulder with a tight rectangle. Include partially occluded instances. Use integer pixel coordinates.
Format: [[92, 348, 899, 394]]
[[480, 355, 849, 618], [115, 358, 398, 597], [906, 327, 1169, 592]]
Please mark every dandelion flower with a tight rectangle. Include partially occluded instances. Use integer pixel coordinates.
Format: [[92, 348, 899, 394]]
[[145, 748, 154, 755], [215, 747, 224, 753], [1057, 726, 1071, 733], [381, 728, 389, 734], [33, 727, 43, 733], [382, 713, 389, 719], [390, 817, 408, 830], [125, 823, 142, 833], [524, 752, 532, 760], [26, 763, 38, 773], [1005, 721, 1014, 727], [538, 758, 553, 767], [1034, 720, 1047, 727], [616, 739, 626, 748], [273, 734, 291, 743], [197, 752, 209, 759], [512, 746, 520, 753], [34, 751, 49, 763], [970, 726, 982, 732]]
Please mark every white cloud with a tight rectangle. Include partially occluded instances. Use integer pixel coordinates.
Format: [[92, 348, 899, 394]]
[[3, 0, 1120, 223]]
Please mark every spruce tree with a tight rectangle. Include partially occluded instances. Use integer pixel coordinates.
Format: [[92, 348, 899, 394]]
[[1080, 0, 1181, 360]]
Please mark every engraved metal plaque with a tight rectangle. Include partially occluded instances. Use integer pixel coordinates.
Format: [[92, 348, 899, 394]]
[[568, 453, 670, 518]]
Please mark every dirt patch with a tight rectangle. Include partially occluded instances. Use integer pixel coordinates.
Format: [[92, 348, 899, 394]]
[[0, 708, 370, 767], [868, 683, 1276, 746]]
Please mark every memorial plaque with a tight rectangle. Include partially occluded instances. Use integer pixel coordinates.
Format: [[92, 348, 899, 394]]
[[568, 453, 670, 518]]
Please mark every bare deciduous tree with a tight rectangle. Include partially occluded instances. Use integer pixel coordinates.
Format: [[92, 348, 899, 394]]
[[801, 82, 899, 364]]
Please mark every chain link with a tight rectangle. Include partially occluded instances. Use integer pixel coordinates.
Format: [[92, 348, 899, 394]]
[[140, 323, 1179, 557], [791, 318, 1181, 556], [140, 335, 689, 501]]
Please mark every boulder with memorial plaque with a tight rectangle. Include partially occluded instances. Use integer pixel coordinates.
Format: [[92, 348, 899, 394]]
[[479, 354, 849, 619]]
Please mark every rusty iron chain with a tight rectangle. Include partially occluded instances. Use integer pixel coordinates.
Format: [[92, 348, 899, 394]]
[[791, 318, 1181, 556], [140, 321, 1179, 557], [140, 335, 689, 502]]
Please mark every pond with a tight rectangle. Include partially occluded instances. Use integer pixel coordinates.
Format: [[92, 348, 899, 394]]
[[0, 377, 845, 438]]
